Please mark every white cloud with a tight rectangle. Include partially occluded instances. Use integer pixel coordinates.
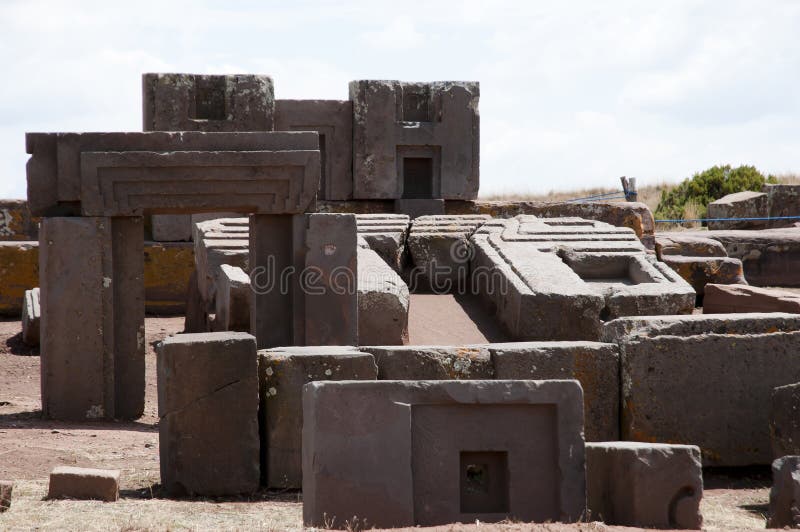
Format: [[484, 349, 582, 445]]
[[360, 16, 426, 50]]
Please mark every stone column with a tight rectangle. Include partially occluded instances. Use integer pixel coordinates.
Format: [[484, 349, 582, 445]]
[[39, 217, 144, 420]]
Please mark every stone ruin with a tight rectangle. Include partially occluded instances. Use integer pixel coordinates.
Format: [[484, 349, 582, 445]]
[[2, 71, 800, 528]]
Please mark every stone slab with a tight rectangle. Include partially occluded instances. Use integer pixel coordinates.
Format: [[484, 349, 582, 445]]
[[655, 234, 727, 258], [275, 99, 353, 201], [659, 255, 746, 296], [772, 383, 800, 458], [586, 442, 703, 529], [362, 346, 493, 380], [395, 198, 446, 218], [21, 287, 40, 347], [490, 342, 619, 441], [47, 466, 120, 502], [603, 313, 800, 466], [143, 73, 275, 132], [258, 347, 377, 488], [357, 247, 409, 345], [214, 264, 251, 332], [157, 332, 259, 496], [707, 190, 768, 230], [355, 213, 410, 273], [302, 380, 586, 528], [769, 455, 800, 528], [704, 283, 800, 314]]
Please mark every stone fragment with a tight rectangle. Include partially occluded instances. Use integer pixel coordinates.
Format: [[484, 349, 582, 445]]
[[768, 455, 800, 529], [355, 213, 410, 272], [0, 481, 11, 512], [362, 346, 493, 380], [21, 287, 40, 347], [357, 247, 409, 345], [143, 73, 275, 132], [659, 255, 746, 296], [655, 234, 728, 257], [603, 313, 800, 466], [490, 341, 619, 441], [47, 466, 120, 502], [772, 383, 800, 458], [258, 347, 377, 488], [214, 264, 251, 332], [275, 99, 353, 200], [707, 190, 768, 230], [586, 442, 703, 529], [0, 199, 39, 241], [350, 80, 480, 200], [157, 332, 259, 496], [302, 380, 586, 528], [704, 283, 800, 314]]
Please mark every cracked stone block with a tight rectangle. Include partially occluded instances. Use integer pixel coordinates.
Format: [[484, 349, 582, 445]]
[[214, 264, 251, 332], [258, 347, 377, 488], [21, 287, 40, 347], [302, 380, 586, 528], [48, 467, 120, 502], [362, 346, 493, 380], [603, 313, 800, 466], [157, 332, 259, 496], [0, 481, 11, 512], [355, 213, 410, 273], [586, 442, 703, 529], [772, 383, 800, 458], [705, 284, 800, 314], [357, 247, 409, 345], [768, 455, 800, 528]]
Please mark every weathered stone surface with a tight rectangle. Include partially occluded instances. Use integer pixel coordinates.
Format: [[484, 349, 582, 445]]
[[472, 216, 694, 341], [143, 242, 194, 315], [157, 332, 259, 496], [143, 73, 275, 132], [586, 442, 703, 529], [407, 215, 490, 291], [0, 241, 38, 317], [303, 380, 586, 528], [603, 313, 800, 466], [350, 80, 480, 201], [768, 455, 800, 528], [193, 217, 249, 318], [490, 342, 619, 441], [26, 131, 319, 217], [0, 199, 39, 241], [0, 481, 11, 512], [40, 217, 144, 421], [21, 287, 40, 347], [151, 214, 193, 242], [659, 255, 746, 296], [765, 184, 800, 227], [707, 190, 768, 230], [47, 466, 120, 502], [214, 264, 251, 332], [258, 347, 377, 488], [705, 283, 800, 314], [355, 213, 409, 272], [362, 346, 493, 380], [275, 99, 353, 201], [395, 198, 446, 218], [357, 247, 409, 345], [655, 234, 727, 258], [772, 383, 800, 458]]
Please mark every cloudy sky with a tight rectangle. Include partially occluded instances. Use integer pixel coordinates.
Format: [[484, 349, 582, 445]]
[[1, 0, 798, 199]]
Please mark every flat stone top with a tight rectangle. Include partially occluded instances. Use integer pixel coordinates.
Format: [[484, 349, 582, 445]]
[[668, 228, 800, 242], [362, 341, 616, 351], [710, 190, 767, 204], [261, 346, 365, 356], [160, 331, 256, 346], [586, 441, 700, 452], [602, 312, 800, 342], [51, 466, 120, 479]]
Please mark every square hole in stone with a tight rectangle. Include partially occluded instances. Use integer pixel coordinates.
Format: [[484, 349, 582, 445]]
[[403, 88, 431, 122], [403, 157, 433, 199], [192, 77, 226, 120], [561, 254, 657, 285], [460, 451, 509, 514]]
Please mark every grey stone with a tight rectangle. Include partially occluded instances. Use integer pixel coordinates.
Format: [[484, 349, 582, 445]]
[[302, 379, 586, 528], [394, 198, 446, 218], [151, 214, 193, 242], [39, 217, 144, 420], [350, 80, 480, 200], [275, 99, 353, 201], [193, 217, 249, 320], [659, 255, 747, 296], [768, 455, 800, 528], [490, 341, 619, 441], [157, 332, 259, 496], [772, 383, 800, 458], [48, 466, 120, 502], [0, 481, 11, 512], [705, 283, 800, 314], [258, 346, 377, 488], [586, 442, 703, 529], [0, 199, 39, 241], [357, 247, 409, 345], [362, 346, 493, 380], [214, 264, 251, 332], [21, 287, 40, 347], [707, 190, 768, 230], [143, 73, 275, 132], [356, 213, 409, 273], [603, 313, 800, 466], [655, 234, 728, 257]]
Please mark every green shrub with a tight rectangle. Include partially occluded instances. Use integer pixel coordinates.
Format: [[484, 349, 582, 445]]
[[654, 165, 777, 222]]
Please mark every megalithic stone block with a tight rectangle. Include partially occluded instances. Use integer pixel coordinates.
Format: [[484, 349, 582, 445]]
[[21, 287, 41, 347], [157, 332, 260, 496], [214, 264, 251, 332], [39, 217, 144, 420], [768, 455, 800, 529]]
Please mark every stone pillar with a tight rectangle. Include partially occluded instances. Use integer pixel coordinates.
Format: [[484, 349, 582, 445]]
[[39, 217, 144, 420], [250, 213, 358, 348]]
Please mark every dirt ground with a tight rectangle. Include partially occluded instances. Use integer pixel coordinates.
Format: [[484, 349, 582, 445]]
[[0, 317, 772, 530]]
